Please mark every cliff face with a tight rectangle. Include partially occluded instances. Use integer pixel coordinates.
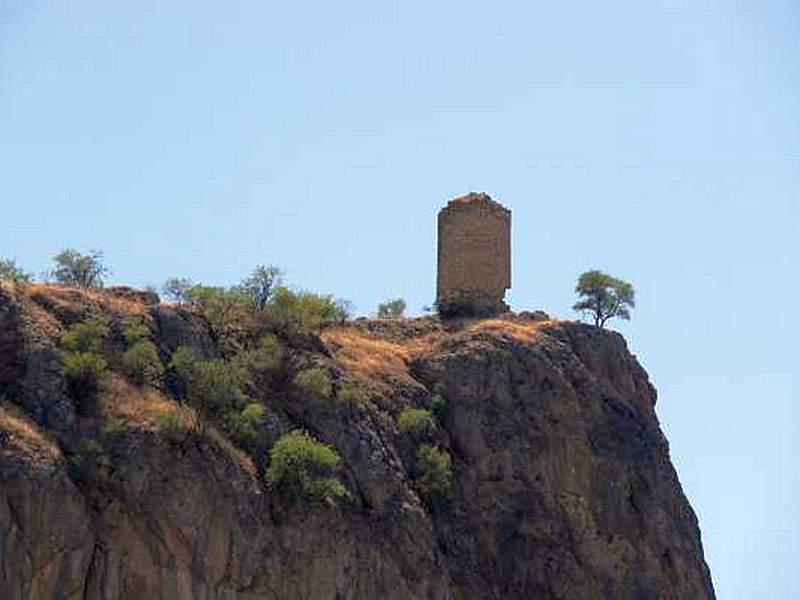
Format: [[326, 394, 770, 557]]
[[0, 284, 715, 600]]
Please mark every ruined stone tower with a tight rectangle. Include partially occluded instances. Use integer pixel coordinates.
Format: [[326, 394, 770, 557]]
[[437, 192, 511, 316]]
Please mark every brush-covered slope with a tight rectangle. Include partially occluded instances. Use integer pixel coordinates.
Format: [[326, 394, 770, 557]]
[[0, 284, 715, 599]]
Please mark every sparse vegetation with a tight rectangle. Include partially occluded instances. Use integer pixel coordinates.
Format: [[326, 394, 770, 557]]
[[414, 444, 453, 509], [398, 408, 437, 441], [51, 249, 109, 288], [573, 269, 635, 329], [293, 367, 333, 401], [377, 298, 406, 318], [266, 430, 348, 504], [0, 258, 32, 284]]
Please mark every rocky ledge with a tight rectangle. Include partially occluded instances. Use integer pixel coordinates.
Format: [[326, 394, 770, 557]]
[[0, 284, 714, 599]]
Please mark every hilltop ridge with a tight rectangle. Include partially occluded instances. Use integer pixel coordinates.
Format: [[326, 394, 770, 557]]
[[0, 283, 714, 599]]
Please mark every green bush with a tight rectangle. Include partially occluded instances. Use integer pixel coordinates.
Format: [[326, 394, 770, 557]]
[[62, 351, 108, 410], [122, 322, 152, 346], [169, 345, 203, 382], [170, 345, 247, 413], [68, 438, 112, 484], [224, 402, 265, 443], [267, 430, 348, 504], [265, 287, 350, 333], [429, 394, 448, 421], [293, 367, 332, 401], [337, 378, 372, 406], [398, 408, 437, 441], [414, 444, 453, 509], [122, 340, 165, 387], [244, 334, 283, 373], [61, 320, 109, 354]]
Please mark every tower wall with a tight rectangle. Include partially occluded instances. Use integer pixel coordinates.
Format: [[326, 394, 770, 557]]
[[437, 193, 511, 316]]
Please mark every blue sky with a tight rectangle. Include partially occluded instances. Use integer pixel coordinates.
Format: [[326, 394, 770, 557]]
[[1, 1, 798, 596]]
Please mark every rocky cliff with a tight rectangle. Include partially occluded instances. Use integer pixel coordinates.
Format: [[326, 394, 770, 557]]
[[0, 283, 715, 599]]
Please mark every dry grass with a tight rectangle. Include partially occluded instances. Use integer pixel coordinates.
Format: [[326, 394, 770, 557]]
[[467, 318, 550, 344], [323, 328, 415, 388], [0, 403, 61, 462], [98, 376, 257, 478], [100, 375, 179, 427], [324, 316, 556, 388], [24, 283, 149, 317]]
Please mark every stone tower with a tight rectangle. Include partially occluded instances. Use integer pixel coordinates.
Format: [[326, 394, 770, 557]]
[[437, 192, 511, 316]]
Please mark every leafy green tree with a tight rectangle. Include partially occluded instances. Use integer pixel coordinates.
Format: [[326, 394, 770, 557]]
[[377, 298, 407, 318], [0, 258, 32, 284], [51, 249, 109, 288], [572, 269, 635, 329], [237, 265, 282, 311], [266, 430, 348, 504], [162, 277, 194, 303]]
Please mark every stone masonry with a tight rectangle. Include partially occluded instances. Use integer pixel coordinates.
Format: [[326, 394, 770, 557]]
[[437, 193, 511, 316]]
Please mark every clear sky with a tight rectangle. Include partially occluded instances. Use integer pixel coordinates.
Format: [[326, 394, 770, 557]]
[[1, 1, 798, 597]]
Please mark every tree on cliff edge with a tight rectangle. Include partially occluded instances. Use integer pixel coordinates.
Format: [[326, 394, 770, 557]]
[[573, 269, 635, 329]]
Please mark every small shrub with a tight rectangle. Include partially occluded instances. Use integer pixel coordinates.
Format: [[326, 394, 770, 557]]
[[61, 320, 109, 354], [265, 287, 350, 333], [122, 340, 165, 387], [398, 408, 437, 441], [337, 378, 372, 406], [101, 416, 126, 440], [61, 351, 108, 410], [68, 439, 112, 484], [122, 322, 151, 346], [244, 334, 283, 373], [414, 444, 453, 509], [429, 394, 448, 421], [267, 430, 348, 504], [170, 345, 203, 382], [157, 405, 204, 443], [293, 367, 332, 401], [224, 402, 265, 443]]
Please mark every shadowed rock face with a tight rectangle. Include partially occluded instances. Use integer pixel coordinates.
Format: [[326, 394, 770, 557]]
[[0, 284, 715, 600]]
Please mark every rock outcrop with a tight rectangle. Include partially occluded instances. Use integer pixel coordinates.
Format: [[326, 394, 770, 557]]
[[0, 283, 715, 599]]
